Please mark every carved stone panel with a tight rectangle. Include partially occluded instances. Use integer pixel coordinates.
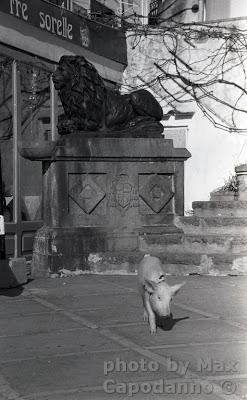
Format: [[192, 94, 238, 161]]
[[139, 174, 174, 214], [69, 174, 106, 214], [108, 174, 139, 212]]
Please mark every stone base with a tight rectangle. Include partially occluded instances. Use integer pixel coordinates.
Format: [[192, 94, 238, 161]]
[[0, 258, 27, 288], [31, 225, 184, 277], [29, 136, 190, 277]]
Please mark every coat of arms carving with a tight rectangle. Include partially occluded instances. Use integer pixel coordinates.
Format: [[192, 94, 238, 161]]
[[108, 175, 138, 211]]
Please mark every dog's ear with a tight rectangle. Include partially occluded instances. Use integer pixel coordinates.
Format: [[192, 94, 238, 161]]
[[170, 282, 186, 297], [158, 274, 165, 282], [144, 278, 157, 294]]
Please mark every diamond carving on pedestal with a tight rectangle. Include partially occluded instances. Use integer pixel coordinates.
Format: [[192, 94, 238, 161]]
[[69, 175, 106, 214], [139, 174, 174, 213]]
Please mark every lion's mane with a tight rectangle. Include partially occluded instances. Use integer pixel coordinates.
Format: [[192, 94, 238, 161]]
[[53, 55, 106, 132]]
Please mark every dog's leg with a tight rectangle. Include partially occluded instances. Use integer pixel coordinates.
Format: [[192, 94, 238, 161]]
[[144, 292, 156, 334], [139, 284, 149, 323], [141, 294, 148, 322], [143, 308, 148, 322]]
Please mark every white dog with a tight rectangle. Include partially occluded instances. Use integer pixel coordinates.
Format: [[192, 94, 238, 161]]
[[138, 255, 185, 334]]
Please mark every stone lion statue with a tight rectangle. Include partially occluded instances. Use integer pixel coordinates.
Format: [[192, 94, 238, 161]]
[[52, 55, 163, 135]]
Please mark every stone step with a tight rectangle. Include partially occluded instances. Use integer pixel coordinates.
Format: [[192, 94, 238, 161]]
[[210, 191, 236, 201], [155, 252, 247, 275], [175, 215, 247, 235], [82, 250, 247, 276], [185, 234, 247, 253], [192, 200, 247, 217], [140, 233, 247, 254]]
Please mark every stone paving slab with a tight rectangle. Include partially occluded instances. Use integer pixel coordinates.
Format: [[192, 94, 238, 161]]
[[152, 342, 247, 376], [0, 328, 125, 362], [27, 276, 118, 289], [0, 313, 84, 337], [72, 304, 200, 327], [234, 378, 247, 398], [0, 275, 246, 400], [110, 319, 247, 348], [0, 350, 180, 398], [0, 298, 50, 317], [21, 383, 229, 400], [96, 274, 181, 290], [46, 292, 139, 310], [177, 289, 247, 318], [26, 280, 130, 298], [19, 376, 241, 400], [235, 318, 247, 326], [100, 274, 247, 291]]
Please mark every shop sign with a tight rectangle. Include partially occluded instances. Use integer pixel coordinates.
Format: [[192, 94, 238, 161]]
[[0, 0, 126, 64]]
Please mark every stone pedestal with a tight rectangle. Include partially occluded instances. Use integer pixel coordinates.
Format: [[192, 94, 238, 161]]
[[31, 135, 190, 276]]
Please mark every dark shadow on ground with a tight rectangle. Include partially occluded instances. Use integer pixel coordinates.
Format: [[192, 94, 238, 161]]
[[157, 315, 189, 331], [0, 278, 33, 297], [0, 285, 24, 297]]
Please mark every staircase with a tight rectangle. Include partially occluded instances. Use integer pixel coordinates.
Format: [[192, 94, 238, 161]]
[[140, 165, 247, 275]]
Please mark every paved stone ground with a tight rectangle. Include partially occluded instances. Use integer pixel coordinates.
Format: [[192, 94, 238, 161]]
[[0, 274, 247, 400]]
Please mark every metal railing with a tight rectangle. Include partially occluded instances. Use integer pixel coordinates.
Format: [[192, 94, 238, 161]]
[[149, 0, 162, 25], [42, 0, 73, 11]]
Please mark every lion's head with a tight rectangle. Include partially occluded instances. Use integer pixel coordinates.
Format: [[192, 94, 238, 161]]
[[53, 56, 106, 132], [52, 58, 72, 90]]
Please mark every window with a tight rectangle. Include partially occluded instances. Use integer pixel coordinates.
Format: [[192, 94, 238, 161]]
[[0, 55, 14, 222], [204, 0, 247, 21], [0, 49, 56, 258], [20, 62, 52, 221]]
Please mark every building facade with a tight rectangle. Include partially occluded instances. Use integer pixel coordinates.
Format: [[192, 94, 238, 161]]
[[0, 0, 127, 261], [154, 0, 247, 23], [122, 0, 247, 212], [161, 0, 247, 211], [2, 0, 246, 263]]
